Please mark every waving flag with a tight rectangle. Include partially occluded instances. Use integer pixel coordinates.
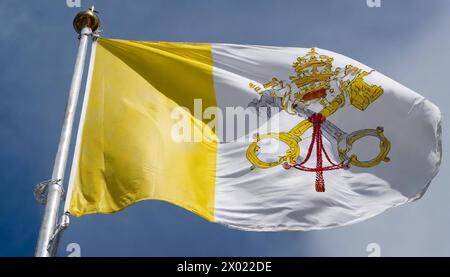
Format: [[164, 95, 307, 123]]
[[64, 38, 441, 231]]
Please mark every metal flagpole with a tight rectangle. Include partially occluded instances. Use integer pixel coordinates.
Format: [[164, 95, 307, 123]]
[[34, 7, 100, 257]]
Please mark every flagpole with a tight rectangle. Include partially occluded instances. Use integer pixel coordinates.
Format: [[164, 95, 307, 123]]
[[34, 7, 100, 257]]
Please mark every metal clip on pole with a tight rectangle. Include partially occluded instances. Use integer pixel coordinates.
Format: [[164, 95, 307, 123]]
[[33, 179, 64, 205]]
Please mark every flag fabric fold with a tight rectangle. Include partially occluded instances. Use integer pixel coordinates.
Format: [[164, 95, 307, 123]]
[[65, 38, 442, 231]]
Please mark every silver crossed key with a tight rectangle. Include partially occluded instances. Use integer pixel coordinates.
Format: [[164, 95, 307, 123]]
[[250, 93, 391, 167], [292, 101, 391, 167]]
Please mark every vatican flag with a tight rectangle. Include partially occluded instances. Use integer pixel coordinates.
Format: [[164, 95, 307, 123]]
[[64, 38, 442, 231]]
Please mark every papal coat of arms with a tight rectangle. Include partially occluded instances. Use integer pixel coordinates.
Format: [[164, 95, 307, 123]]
[[246, 48, 391, 192]]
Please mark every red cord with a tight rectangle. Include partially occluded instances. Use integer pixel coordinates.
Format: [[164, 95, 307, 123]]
[[284, 113, 344, 192]]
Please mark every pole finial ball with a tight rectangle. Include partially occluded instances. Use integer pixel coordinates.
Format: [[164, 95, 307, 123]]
[[73, 7, 100, 34]]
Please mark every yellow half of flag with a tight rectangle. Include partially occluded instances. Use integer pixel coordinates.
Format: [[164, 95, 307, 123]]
[[67, 38, 217, 221]]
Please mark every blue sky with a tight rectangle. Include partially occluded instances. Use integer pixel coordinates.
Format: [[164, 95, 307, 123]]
[[0, 0, 449, 256]]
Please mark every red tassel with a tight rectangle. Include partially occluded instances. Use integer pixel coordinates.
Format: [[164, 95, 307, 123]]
[[312, 113, 326, 192], [315, 171, 325, 192], [283, 113, 344, 192]]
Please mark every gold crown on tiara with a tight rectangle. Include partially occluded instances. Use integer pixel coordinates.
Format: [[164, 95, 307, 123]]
[[289, 47, 334, 99]]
